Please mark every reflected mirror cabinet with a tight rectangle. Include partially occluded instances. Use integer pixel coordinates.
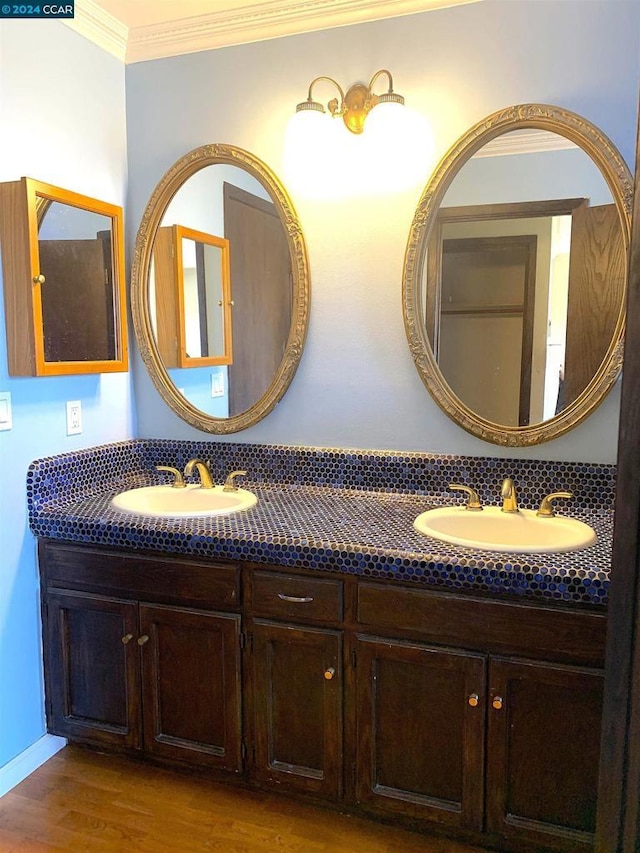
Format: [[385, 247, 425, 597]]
[[0, 177, 128, 375], [153, 224, 233, 368]]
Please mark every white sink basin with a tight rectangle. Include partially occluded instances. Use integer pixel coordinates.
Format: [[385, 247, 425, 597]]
[[111, 484, 257, 518], [413, 506, 597, 554]]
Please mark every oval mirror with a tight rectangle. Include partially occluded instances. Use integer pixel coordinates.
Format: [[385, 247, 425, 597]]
[[131, 144, 310, 433], [403, 104, 633, 446]]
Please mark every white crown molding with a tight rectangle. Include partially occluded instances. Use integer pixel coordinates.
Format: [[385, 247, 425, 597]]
[[126, 0, 480, 64], [64, 0, 481, 64], [477, 129, 579, 157], [64, 0, 128, 62]]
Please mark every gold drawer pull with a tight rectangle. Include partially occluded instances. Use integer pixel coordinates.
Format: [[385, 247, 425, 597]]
[[121, 634, 133, 645], [324, 667, 336, 680], [137, 635, 150, 646], [468, 693, 479, 707], [492, 695, 503, 710], [277, 593, 314, 603]]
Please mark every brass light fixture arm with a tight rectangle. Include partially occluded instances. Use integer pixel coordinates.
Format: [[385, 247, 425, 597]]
[[296, 69, 404, 135], [305, 76, 346, 116], [368, 68, 394, 100]]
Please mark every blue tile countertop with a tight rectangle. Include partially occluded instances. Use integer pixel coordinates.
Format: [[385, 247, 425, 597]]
[[27, 440, 614, 608]]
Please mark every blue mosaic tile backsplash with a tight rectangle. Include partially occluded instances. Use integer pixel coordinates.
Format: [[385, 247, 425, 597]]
[[27, 439, 615, 607]]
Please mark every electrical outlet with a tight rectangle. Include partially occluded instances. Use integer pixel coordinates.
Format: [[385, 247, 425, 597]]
[[0, 391, 12, 431], [66, 400, 82, 435], [211, 373, 224, 398]]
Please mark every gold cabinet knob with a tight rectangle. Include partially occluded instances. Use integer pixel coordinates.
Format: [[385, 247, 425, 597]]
[[492, 695, 503, 710], [33, 274, 45, 285], [121, 633, 133, 645], [324, 667, 336, 680], [468, 693, 479, 707], [137, 634, 150, 646]]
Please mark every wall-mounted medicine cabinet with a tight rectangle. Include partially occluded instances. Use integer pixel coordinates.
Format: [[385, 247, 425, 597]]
[[0, 177, 128, 375], [152, 224, 233, 368]]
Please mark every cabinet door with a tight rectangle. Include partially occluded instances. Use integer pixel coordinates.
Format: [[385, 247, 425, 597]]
[[45, 590, 141, 748], [355, 635, 486, 831], [252, 620, 342, 798], [139, 604, 242, 772], [486, 656, 604, 851]]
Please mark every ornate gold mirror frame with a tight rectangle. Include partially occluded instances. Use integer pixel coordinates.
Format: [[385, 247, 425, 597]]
[[131, 144, 310, 433], [402, 104, 633, 446]]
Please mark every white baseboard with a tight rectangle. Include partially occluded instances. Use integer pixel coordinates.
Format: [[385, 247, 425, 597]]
[[0, 734, 67, 798]]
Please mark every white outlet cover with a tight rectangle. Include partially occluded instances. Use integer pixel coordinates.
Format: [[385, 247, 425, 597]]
[[66, 400, 82, 435], [0, 391, 12, 431], [211, 373, 224, 398]]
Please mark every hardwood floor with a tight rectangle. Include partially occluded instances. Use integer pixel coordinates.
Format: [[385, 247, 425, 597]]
[[0, 745, 491, 852]]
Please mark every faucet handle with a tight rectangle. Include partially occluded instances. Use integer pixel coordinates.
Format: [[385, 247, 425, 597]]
[[537, 491, 573, 518], [449, 483, 483, 511], [223, 470, 247, 492], [155, 465, 186, 489]]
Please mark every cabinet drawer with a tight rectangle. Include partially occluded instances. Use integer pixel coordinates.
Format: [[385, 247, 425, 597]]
[[357, 582, 606, 666], [39, 541, 240, 610], [250, 571, 343, 624]]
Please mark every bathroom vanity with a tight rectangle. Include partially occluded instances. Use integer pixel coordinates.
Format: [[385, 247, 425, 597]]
[[29, 439, 613, 853]]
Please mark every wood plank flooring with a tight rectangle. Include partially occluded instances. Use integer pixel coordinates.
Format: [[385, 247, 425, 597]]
[[0, 746, 491, 852]]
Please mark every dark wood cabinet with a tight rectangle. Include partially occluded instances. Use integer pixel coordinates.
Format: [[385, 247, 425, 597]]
[[251, 620, 343, 798], [355, 634, 486, 831], [354, 580, 606, 851], [40, 542, 243, 773], [486, 657, 604, 850], [38, 541, 607, 852], [139, 603, 242, 770], [45, 590, 141, 749], [246, 570, 344, 799], [354, 638, 603, 851]]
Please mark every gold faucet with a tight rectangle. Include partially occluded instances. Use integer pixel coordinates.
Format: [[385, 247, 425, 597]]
[[501, 478, 519, 513], [155, 465, 186, 488], [448, 483, 483, 511], [223, 470, 247, 492], [184, 458, 214, 489], [537, 491, 573, 517]]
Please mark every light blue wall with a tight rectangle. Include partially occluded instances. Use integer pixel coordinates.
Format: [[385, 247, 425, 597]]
[[0, 21, 132, 769], [126, 0, 640, 463]]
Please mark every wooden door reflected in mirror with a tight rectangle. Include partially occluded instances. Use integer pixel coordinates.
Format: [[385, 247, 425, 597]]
[[426, 196, 625, 429], [223, 183, 292, 418]]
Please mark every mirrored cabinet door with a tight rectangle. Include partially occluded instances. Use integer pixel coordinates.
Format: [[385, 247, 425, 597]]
[[0, 177, 128, 375], [153, 224, 233, 368]]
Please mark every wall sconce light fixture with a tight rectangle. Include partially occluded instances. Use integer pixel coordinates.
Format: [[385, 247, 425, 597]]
[[295, 69, 405, 135]]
